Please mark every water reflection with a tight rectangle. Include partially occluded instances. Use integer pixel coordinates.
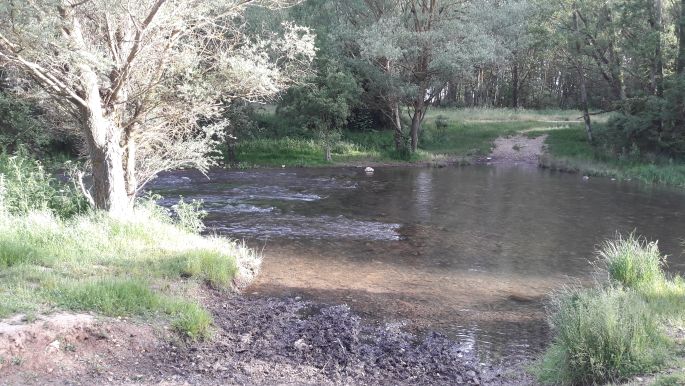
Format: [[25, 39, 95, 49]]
[[151, 166, 685, 361]]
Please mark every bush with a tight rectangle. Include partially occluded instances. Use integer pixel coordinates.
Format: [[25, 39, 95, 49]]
[[537, 287, 668, 384], [172, 197, 207, 234], [597, 234, 665, 288], [0, 91, 50, 153], [0, 151, 87, 217], [607, 74, 685, 158]]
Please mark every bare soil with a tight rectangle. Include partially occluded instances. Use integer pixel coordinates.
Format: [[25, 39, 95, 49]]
[[0, 292, 535, 385], [487, 135, 547, 165]]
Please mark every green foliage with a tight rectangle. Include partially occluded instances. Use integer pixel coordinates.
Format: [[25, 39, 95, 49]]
[[172, 197, 207, 234], [540, 126, 685, 188], [608, 75, 685, 158], [278, 59, 361, 136], [0, 91, 50, 153], [0, 152, 256, 340], [179, 249, 238, 288], [0, 151, 87, 217], [536, 236, 685, 385], [536, 287, 668, 385], [597, 235, 665, 289]]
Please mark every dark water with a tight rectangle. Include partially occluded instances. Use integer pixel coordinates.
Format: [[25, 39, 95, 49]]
[[151, 165, 685, 361]]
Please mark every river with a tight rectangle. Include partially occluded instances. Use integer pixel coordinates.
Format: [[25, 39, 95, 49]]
[[151, 165, 685, 361]]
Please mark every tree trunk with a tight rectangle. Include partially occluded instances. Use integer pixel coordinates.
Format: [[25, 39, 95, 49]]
[[122, 126, 137, 201], [651, 0, 664, 97], [445, 80, 458, 106], [512, 60, 519, 108], [410, 87, 427, 152], [679, 0, 685, 74], [85, 120, 129, 216], [573, 8, 593, 143], [391, 101, 404, 152], [579, 76, 593, 143], [79, 64, 130, 216]]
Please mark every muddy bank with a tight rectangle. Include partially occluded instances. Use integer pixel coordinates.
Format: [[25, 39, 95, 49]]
[[1, 292, 535, 385]]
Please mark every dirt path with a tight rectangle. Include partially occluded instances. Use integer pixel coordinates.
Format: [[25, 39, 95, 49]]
[[0, 292, 535, 385], [488, 135, 547, 165]]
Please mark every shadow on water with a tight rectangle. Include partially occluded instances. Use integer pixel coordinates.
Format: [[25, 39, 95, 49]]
[[151, 165, 685, 361]]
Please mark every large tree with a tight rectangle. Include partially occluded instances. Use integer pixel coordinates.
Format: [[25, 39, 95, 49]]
[[344, 0, 505, 152], [0, 0, 314, 216]]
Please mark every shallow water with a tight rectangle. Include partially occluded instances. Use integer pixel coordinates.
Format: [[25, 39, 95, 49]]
[[151, 165, 685, 361]]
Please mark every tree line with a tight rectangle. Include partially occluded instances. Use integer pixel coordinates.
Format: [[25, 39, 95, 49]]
[[1, 0, 685, 215]]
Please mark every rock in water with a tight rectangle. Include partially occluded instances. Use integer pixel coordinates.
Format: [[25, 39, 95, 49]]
[[364, 167, 374, 173]]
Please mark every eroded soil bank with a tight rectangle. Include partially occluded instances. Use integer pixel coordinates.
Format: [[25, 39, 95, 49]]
[[1, 291, 534, 385]]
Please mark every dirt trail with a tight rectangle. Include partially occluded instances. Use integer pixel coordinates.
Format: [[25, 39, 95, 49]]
[[488, 135, 547, 165]]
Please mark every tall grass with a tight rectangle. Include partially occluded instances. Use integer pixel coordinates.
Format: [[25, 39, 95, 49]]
[[537, 287, 668, 384], [0, 151, 260, 340], [536, 236, 685, 385], [597, 234, 665, 288]]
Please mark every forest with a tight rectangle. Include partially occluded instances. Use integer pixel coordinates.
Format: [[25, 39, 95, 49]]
[[2, 0, 685, 385]]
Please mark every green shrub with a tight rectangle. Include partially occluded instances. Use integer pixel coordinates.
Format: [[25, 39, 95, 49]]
[[0, 151, 87, 217], [537, 287, 668, 384], [597, 234, 665, 288], [0, 91, 51, 153], [172, 197, 207, 234]]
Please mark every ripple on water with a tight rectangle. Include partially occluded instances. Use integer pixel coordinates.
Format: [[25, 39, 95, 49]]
[[207, 214, 400, 241]]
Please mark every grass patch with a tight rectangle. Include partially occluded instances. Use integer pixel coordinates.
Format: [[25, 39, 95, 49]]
[[232, 108, 577, 167], [424, 107, 591, 123], [597, 234, 665, 289], [0, 152, 259, 340], [538, 126, 685, 188], [56, 278, 166, 316], [536, 287, 669, 384], [535, 236, 685, 385], [179, 249, 239, 288]]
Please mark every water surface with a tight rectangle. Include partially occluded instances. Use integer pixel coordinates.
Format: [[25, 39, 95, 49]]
[[152, 165, 685, 361]]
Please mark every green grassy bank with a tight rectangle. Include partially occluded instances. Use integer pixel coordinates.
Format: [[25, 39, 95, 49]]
[[535, 235, 685, 385], [0, 153, 257, 340], [534, 126, 685, 189], [231, 108, 575, 167], [233, 107, 685, 189]]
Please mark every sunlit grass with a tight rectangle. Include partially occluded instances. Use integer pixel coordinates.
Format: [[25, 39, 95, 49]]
[[0, 205, 259, 340], [535, 236, 685, 385]]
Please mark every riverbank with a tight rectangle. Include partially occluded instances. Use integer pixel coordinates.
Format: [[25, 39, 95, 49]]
[[534, 127, 685, 189], [229, 108, 576, 168], [231, 108, 685, 189], [1, 290, 533, 385], [0, 152, 532, 384]]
